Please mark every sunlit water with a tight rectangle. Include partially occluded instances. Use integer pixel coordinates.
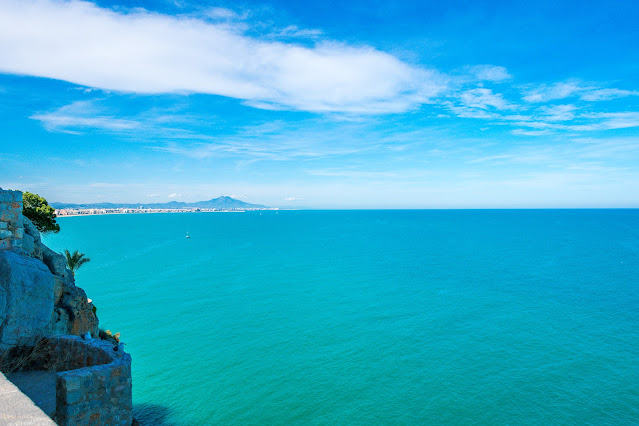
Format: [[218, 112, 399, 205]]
[[44, 210, 639, 424]]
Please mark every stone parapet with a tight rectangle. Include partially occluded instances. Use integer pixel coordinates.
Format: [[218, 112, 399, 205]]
[[0, 189, 24, 251], [45, 336, 132, 425]]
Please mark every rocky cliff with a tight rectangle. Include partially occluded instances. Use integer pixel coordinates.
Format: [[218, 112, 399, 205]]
[[0, 189, 98, 350]]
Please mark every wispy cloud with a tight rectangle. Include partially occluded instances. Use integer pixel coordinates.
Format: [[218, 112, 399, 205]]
[[466, 154, 515, 164], [511, 129, 551, 136], [580, 88, 639, 101], [270, 25, 323, 39], [88, 182, 125, 188], [30, 101, 140, 134], [308, 170, 397, 178], [203, 7, 245, 21], [443, 81, 639, 135], [0, 0, 445, 114], [523, 81, 639, 103], [578, 112, 639, 130], [522, 81, 584, 103], [11, 1, 636, 137], [537, 104, 577, 122], [460, 88, 513, 110], [468, 65, 512, 82]]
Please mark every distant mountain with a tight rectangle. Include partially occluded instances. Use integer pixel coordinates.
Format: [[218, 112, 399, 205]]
[[51, 196, 267, 210]]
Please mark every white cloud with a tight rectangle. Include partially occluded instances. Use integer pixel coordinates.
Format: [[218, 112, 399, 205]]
[[444, 102, 498, 119], [460, 88, 513, 110], [522, 81, 584, 103], [537, 104, 577, 122], [88, 182, 125, 188], [466, 154, 515, 163], [30, 100, 140, 134], [0, 0, 445, 114], [204, 7, 242, 20], [511, 129, 551, 136], [580, 88, 639, 101], [271, 25, 322, 39], [581, 112, 639, 130], [168, 193, 181, 198], [469, 65, 512, 82], [309, 170, 396, 178], [523, 81, 638, 103], [510, 112, 639, 132]]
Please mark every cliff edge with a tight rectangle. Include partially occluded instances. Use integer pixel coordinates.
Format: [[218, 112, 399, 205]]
[[0, 189, 97, 348], [0, 189, 131, 425]]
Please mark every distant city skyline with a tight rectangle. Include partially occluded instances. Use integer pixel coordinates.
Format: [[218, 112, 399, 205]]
[[1, 0, 638, 208]]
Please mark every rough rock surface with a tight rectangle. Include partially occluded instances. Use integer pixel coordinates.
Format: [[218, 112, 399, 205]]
[[0, 189, 131, 425], [0, 251, 54, 349], [0, 216, 98, 349]]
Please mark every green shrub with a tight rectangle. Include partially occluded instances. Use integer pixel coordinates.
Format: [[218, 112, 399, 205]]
[[23, 192, 60, 233]]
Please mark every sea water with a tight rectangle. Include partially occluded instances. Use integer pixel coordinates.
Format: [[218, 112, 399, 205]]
[[43, 210, 639, 424]]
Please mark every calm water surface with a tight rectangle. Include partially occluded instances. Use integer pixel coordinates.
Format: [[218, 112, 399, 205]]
[[44, 210, 639, 424]]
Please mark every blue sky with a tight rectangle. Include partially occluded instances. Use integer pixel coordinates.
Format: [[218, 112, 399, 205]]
[[0, 0, 638, 208]]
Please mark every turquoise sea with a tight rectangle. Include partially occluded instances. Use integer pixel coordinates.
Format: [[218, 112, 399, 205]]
[[44, 210, 639, 424]]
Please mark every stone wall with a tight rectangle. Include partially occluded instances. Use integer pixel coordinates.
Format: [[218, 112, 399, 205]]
[[46, 336, 132, 426], [0, 189, 24, 251]]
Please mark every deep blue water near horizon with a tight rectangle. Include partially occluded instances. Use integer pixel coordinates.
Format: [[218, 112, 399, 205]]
[[43, 210, 639, 424]]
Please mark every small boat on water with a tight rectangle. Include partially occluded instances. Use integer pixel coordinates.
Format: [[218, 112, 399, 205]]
[[186, 230, 191, 239]]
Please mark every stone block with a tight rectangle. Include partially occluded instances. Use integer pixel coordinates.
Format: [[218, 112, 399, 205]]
[[9, 213, 23, 228], [109, 366, 123, 378], [60, 375, 82, 393], [0, 239, 10, 250], [60, 402, 83, 418], [0, 221, 6, 229], [0, 211, 16, 221], [0, 230, 12, 239], [0, 192, 13, 202], [13, 227, 24, 239], [65, 389, 84, 405]]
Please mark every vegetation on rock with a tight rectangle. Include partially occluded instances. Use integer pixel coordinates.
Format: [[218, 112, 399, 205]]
[[99, 329, 121, 343], [63, 249, 91, 276], [23, 191, 60, 233]]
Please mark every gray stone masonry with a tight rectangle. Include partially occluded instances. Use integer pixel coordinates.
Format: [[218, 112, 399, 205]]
[[47, 336, 133, 426], [0, 189, 24, 251]]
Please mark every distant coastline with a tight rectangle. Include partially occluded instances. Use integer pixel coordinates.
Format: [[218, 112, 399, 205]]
[[56, 207, 278, 217], [53, 195, 277, 216]]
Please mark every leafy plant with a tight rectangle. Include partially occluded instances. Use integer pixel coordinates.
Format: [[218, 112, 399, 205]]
[[64, 249, 91, 276], [99, 329, 121, 343], [22, 191, 60, 233]]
